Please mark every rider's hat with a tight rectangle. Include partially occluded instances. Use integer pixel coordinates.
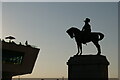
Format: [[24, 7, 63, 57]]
[[84, 18, 90, 22]]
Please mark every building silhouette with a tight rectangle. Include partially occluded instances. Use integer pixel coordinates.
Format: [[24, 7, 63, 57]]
[[2, 40, 40, 80]]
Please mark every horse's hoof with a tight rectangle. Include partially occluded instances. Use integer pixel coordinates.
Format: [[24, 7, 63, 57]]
[[97, 52, 101, 55], [76, 52, 81, 56], [80, 53, 82, 55], [97, 54, 100, 55], [75, 53, 79, 56], [75, 54, 79, 57]]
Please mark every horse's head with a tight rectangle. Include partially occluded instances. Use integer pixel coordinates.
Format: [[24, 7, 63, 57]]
[[66, 27, 80, 38], [66, 28, 74, 38]]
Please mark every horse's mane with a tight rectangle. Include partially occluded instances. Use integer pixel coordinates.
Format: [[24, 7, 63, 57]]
[[70, 27, 81, 32], [66, 27, 81, 38]]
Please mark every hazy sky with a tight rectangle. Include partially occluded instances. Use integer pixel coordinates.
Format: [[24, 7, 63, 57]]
[[2, 2, 118, 78]]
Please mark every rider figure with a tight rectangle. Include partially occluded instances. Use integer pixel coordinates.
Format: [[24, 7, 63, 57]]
[[82, 18, 91, 44]]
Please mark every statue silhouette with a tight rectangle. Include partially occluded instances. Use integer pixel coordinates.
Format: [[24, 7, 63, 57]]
[[5, 36, 15, 42], [66, 27, 104, 55], [82, 18, 91, 44], [82, 18, 91, 33]]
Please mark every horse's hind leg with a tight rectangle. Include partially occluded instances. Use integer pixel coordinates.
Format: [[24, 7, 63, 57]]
[[93, 41, 101, 55], [76, 44, 79, 55]]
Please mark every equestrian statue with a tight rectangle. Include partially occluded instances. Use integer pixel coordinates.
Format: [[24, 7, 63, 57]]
[[66, 18, 104, 55]]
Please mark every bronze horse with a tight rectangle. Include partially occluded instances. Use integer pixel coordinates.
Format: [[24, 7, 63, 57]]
[[66, 27, 104, 55]]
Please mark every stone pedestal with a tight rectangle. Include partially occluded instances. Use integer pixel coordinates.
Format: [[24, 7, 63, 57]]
[[67, 55, 110, 80]]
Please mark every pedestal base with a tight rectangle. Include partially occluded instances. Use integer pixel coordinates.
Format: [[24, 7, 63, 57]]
[[67, 55, 110, 80]]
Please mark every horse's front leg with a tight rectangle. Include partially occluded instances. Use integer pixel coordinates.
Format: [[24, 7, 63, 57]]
[[79, 43, 82, 55], [76, 44, 79, 55]]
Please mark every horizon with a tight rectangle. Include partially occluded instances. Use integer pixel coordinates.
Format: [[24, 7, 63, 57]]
[[12, 78, 119, 80]]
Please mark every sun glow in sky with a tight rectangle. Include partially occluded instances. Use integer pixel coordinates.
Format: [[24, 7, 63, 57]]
[[1, 2, 118, 78]]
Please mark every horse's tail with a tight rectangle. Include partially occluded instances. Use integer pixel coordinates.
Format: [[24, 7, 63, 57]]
[[97, 33, 104, 41]]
